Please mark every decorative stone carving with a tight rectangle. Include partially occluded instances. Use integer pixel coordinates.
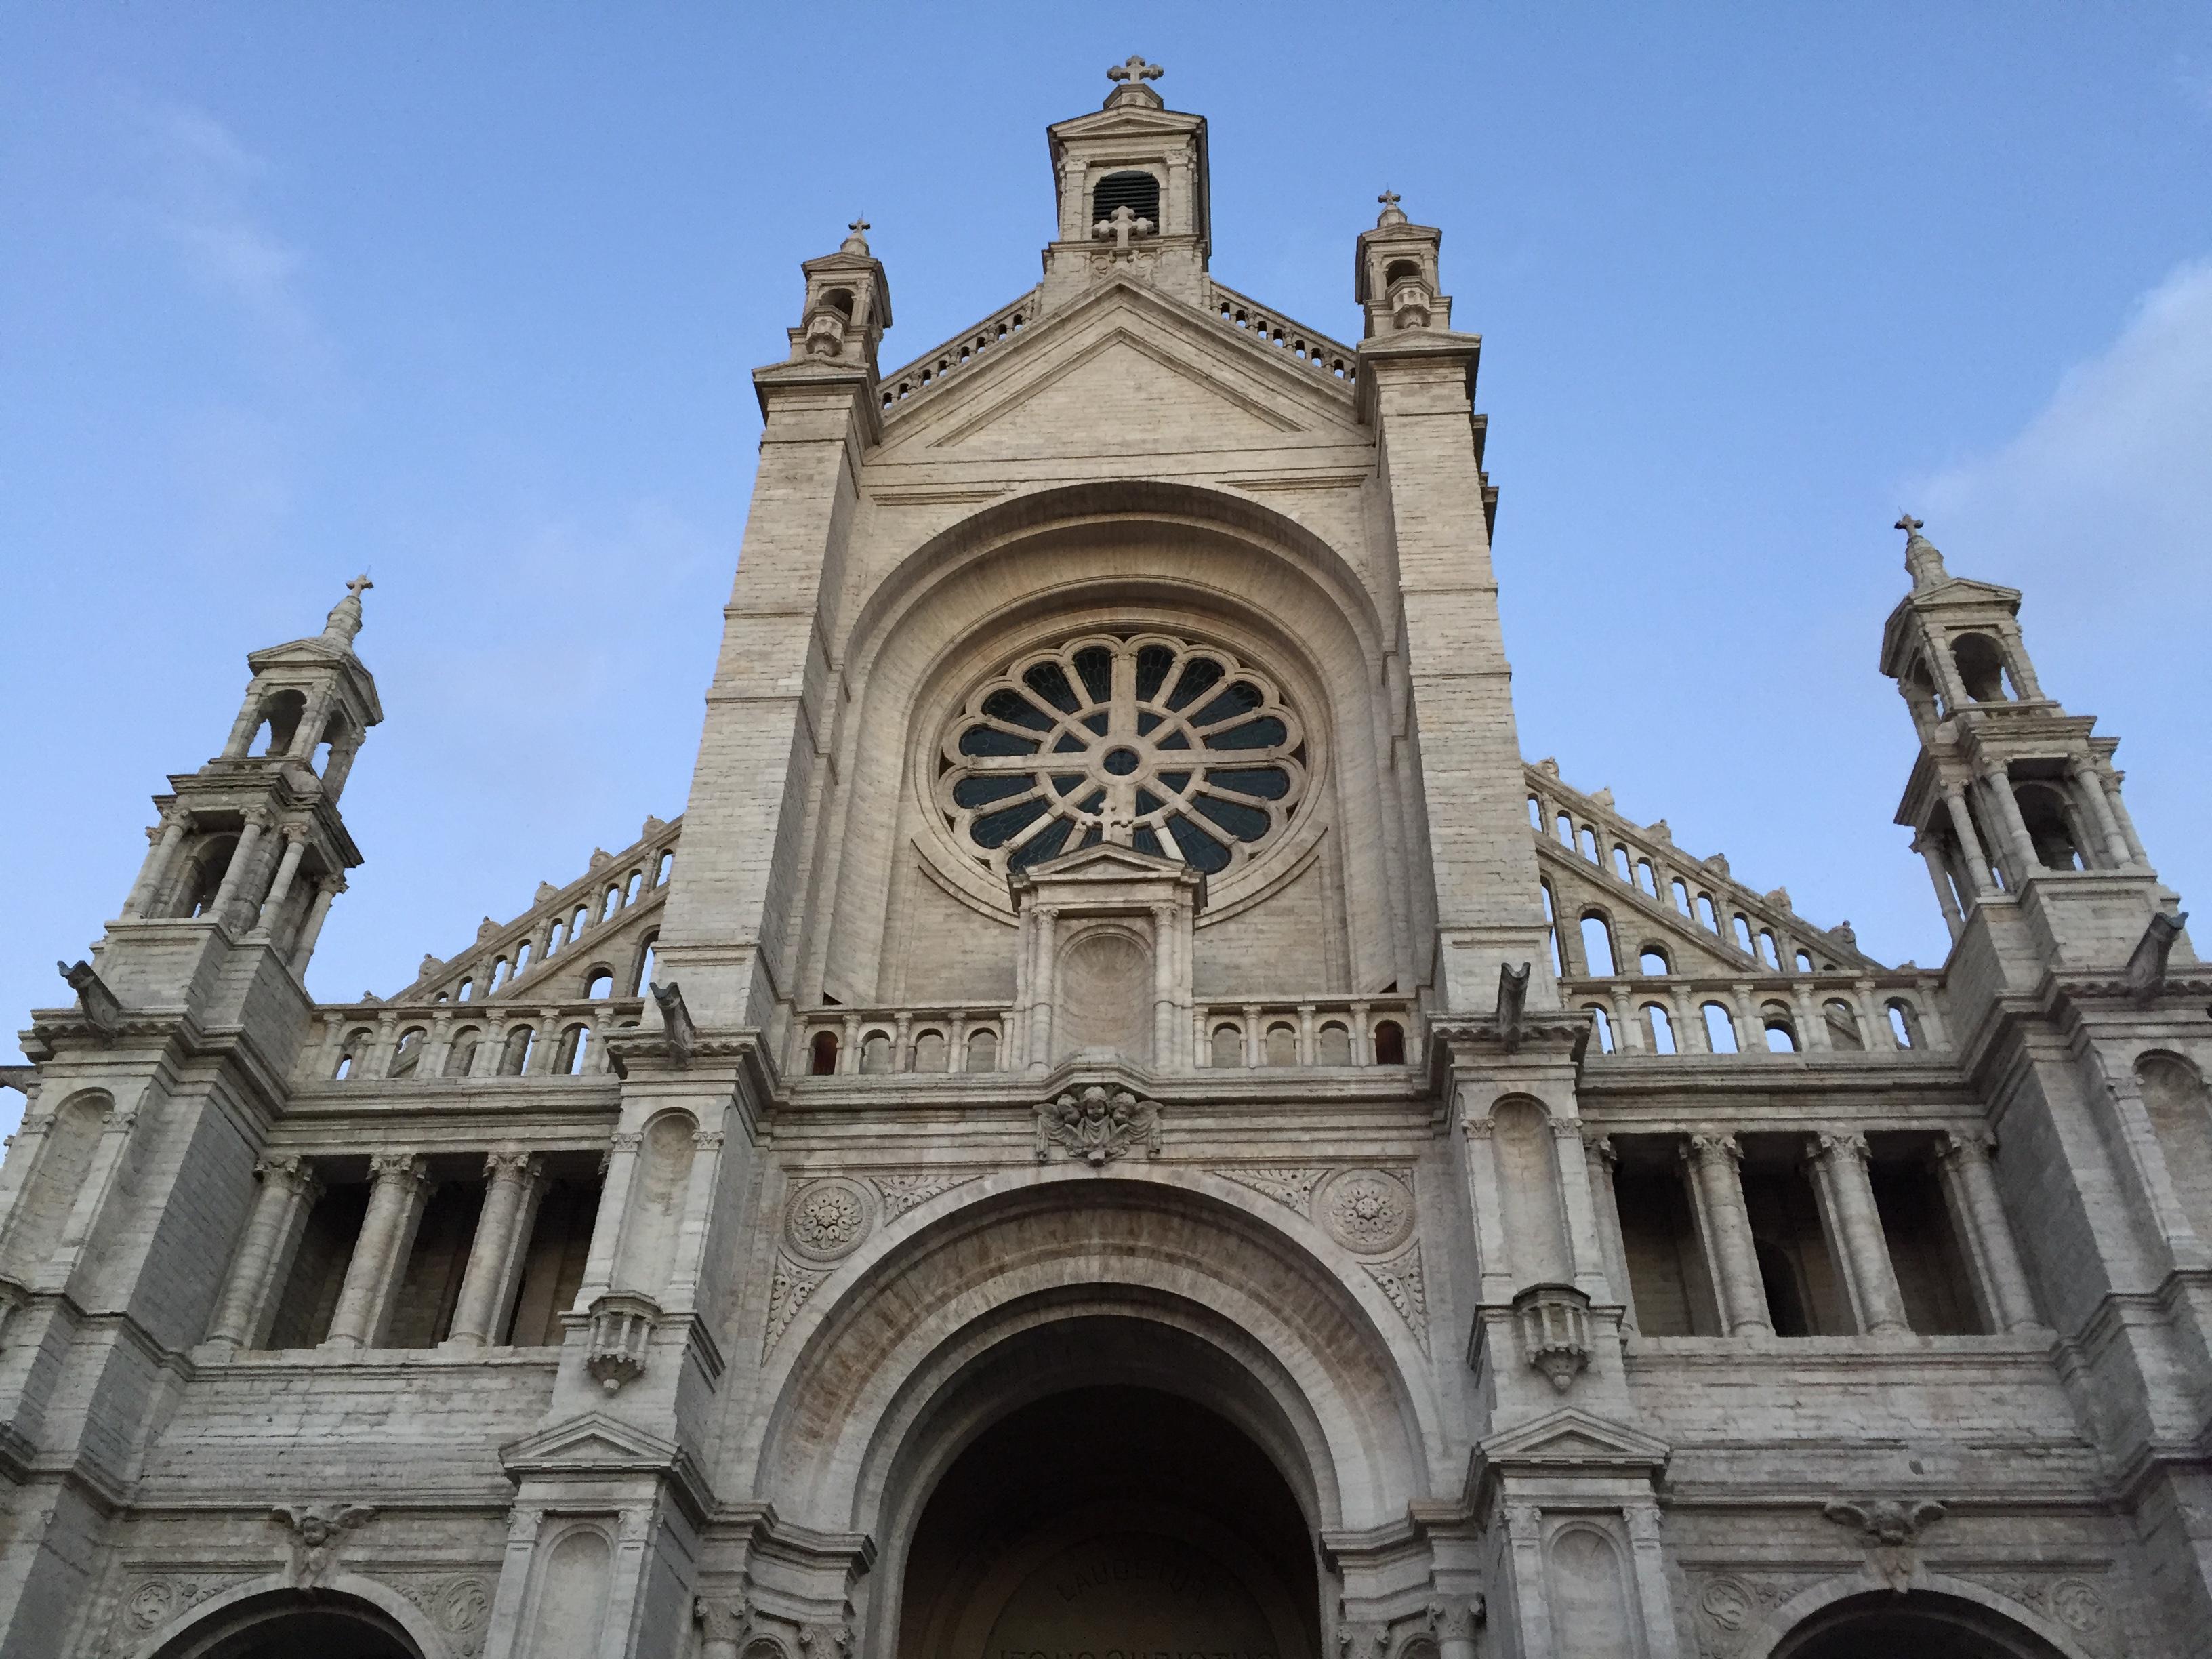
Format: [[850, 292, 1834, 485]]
[[783, 1177, 876, 1263], [1336, 1620, 1390, 1659], [1696, 1574, 1755, 1633], [799, 1621, 853, 1659], [58, 959, 123, 1041], [1821, 1496, 1946, 1592], [650, 980, 696, 1064], [1317, 1168, 1416, 1255], [119, 1574, 260, 1639], [1034, 1086, 1162, 1166], [871, 1171, 985, 1219], [1426, 1597, 1486, 1639], [583, 1292, 659, 1393], [1359, 1245, 1429, 1351], [695, 1593, 752, 1649], [392, 1574, 495, 1658], [272, 1502, 377, 1588], [2051, 1579, 2110, 1639], [1219, 1166, 1328, 1212], [1512, 1282, 1593, 1391], [764, 1255, 831, 1356]]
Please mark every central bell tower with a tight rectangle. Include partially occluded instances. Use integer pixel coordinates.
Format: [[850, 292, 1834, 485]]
[[1040, 55, 1212, 310]]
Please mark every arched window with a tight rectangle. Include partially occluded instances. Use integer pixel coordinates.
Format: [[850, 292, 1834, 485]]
[[333, 1028, 371, 1080], [1263, 1023, 1297, 1067], [1732, 914, 1756, 954], [1671, 878, 1692, 916], [601, 885, 621, 921], [631, 934, 659, 996], [499, 1027, 534, 1075], [1642, 1003, 1675, 1054], [180, 835, 239, 919], [457, 978, 474, 1002], [1528, 795, 1544, 828], [1556, 813, 1576, 847], [1755, 1239, 1811, 1336], [570, 905, 588, 939], [583, 968, 615, 1001], [964, 1027, 998, 1072], [1578, 826, 1601, 863], [1587, 1006, 1615, 1053], [387, 1027, 426, 1080], [810, 1031, 840, 1075], [1382, 257, 1423, 288], [1696, 894, 1719, 932], [1702, 1002, 1740, 1054], [1885, 1000, 1921, 1049], [1211, 1023, 1245, 1068], [1638, 945, 1670, 977], [1612, 845, 1633, 882], [860, 1031, 894, 1074], [1090, 169, 1160, 228], [912, 1029, 948, 1071], [1758, 929, 1780, 968], [489, 956, 510, 992], [1372, 1019, 1406, 1065], [548, 918, 567, 954], [1635, 859, 1658, 897], [655, 851, 674, 886], [514, 941, 531, 977], [1762, 1006, 1799, 1052], [249, 689, 306, 757], [2015, 783, 2086, 871], [1579, 914, 1617, 977], [1317, 1022, 1351, 1065], [1951, 632, 2013, 702], [625, 869, 643, 903], [1794, 949, 1814, 973], [1540, 881, 1563, 977], [557, 1023, 592, 1076], [443, 1028, 481, 1078], [1822, 998, 1864, 1051]]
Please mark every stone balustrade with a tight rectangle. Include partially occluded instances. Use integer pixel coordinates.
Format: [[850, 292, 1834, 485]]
[[305, 998, 645, 1084], [1562, 973, 1948, 1059], [879, 289, 1040, 413], [1207, 281, 1360, 383]]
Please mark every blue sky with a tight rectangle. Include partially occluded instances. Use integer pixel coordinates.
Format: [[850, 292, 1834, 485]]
[[5, 5, 2209, 1121]]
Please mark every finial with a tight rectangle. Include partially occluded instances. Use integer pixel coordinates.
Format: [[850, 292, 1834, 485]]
[[1104, 54, 1165, 107], [841, 216, 872, 255], [322, 574, 372, 648], [1377, 189, 1407, 228], [1895, 512, 1949, 589]]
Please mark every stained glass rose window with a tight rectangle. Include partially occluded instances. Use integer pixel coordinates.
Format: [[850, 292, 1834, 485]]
[[939, 633, 1307, 876]]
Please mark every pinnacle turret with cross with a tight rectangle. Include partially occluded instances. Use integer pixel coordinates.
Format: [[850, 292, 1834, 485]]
[[1877, 514, 2184, 972], [1038, 55, 1212, 309]]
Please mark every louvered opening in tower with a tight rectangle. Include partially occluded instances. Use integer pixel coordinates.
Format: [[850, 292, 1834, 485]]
[[1091, 170, 1161, 228]]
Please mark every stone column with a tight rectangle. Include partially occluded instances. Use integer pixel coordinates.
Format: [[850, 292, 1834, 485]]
[[1296, 1003, 1317, 1067], [2102, 769, 2151, 865], [1984, 765, 2041, 876], [1941, 785, 1995, 897], [445, 1152, 546, 1347], [1427, 1598, 1482, 1659], [1681, 1134, 1771, 1335], [204, 1156, 323, 1354], [1349, 1001, 1372, 1064], [255, 827, 310, 933], [1460, 1111, 1515, 1304], [122, 809, 189, 919], [1853, 980, 1893, 1050], [1914, 834, 1966, 936], [576, 1132, 643, 1304], [289, 876, 345, 970], [695, 1597, 750, 1659], [209, 808, 271, 928], [1241, 1004, 1263, 1067], [893, 1012, 914, 1072], [1730, 984, 1764, 1053], [45, 1098, 148, 1290], [1936, 1131, 2043, 1333], [1499, 1501, 1556, 1659], [2071, 758, 2133, 869], [1152, 904, 1178, 1067], [1027, 907, 1059, 1071], [1807, 1132, 1910, 1334], [1623, 1504, 1684, 1659], [322, 1153, 430, 1351], [1789, 982, 1830, 1054], [838, 1013, 861, 1076], [1550, 1116, 1612, 1298], [1586, 1136, 1637, 1330], [661, 1125, 726, 1311]]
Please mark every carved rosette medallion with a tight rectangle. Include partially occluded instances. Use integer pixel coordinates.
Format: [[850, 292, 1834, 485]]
[[783, 1177, 876, 1264], [1317, 1168, 1416, 1255]]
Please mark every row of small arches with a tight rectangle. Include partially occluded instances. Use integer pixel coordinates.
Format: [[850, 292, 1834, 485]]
[[333, 1015, 620, 1081], [811, 1026, 1002, 1075], [1585, 995, 1921, 1057], [1542, 875, 1824, 978], [881, 310, 1029, 409], [1207, 1017, 1406, 1067], [447, 859, 670, 1003]]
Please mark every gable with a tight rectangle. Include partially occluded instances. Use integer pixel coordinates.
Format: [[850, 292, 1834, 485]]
[[873, 279, 1369, 464]]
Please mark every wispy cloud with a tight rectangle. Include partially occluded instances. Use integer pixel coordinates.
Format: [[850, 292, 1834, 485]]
[[1918, 257, 2212, 626]]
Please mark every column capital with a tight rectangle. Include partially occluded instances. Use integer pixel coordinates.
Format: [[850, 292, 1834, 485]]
[[695, 1595, 751, 1646], [1938, 1126, 1998, 1164], [483, 1150, 541, 1185], [366, 1152, 428, 1189], [1811, 1129, 1870, 1165], [1683, 1132, 1741, 1166], [1549, 1114, 1586, 1145], [279, 821, 312, 846], [607, 1131, 644, 1155], [255, 1155, 321, 1199], [1587, 1134, 1618, 1172], [693, 1130, 726, 1151], [242, 804, 276, 831], [1425, 1598, 1483, 1642]]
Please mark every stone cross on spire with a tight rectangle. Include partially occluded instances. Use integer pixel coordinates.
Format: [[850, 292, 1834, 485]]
[[1894, 512, 1949, 589], [323, 575, 373, 648], [1092, 203, 1153, 254], [1105, 54, 1165, 108], [842, 217, 872, 255], [1376, 189, 1407, 228], [1895, 512, 1924, 537]]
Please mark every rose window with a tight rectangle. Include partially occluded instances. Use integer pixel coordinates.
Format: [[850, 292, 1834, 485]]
[[939, 633, 1307, 876]]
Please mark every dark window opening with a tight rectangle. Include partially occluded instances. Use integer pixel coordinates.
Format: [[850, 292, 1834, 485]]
[[503, 1174, 605, 1346], [811, 1031, 840, 1075], [264, 1180, 370, 1349], [1372, 1019, 1406, 1065], [1870, 1156, 1984, 1334], [1613, 1158, 1721, 1336], [1090, 169, 1160, 228]]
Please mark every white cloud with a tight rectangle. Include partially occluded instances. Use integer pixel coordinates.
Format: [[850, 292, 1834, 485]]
[[135, 102, 315, 348], [1919, 258, 2212, 624]]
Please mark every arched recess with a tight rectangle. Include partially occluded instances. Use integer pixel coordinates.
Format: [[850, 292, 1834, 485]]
[[796, 480, 1417, 1007], [134, 1576, 440, 1659], [748, 1168, 1439, 1551], [1746, 1574, 2091, 1659]]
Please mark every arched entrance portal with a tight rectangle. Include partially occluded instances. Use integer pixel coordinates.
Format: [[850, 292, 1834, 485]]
[[899, 1385, 1320, 1659], [1773, 1589, 2069, 1659], [149, 1590, 422, 1659]]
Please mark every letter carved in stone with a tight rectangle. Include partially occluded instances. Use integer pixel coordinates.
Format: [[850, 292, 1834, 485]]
[[1033, 1085, 1162, 1166]]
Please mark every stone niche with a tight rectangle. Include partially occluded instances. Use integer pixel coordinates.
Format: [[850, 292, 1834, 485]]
[[1007, 844, 1203, 1072]]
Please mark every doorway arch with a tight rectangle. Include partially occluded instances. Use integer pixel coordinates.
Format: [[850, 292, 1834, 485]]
[[145, 1587, 424, 1659], [898, 1382, 1319, 1659], [1763, 1584, 2086, 1659]]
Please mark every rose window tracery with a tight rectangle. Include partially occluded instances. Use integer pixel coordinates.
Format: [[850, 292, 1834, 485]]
[[939, 633, 1307, 876]]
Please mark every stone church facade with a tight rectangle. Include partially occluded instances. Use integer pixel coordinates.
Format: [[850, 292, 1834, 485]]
[[3, 60, 2208, 1659]]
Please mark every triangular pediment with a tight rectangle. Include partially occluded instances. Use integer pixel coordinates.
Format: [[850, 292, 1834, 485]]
[[1010, 838, 1206, 912], [874, 280, 1366, 462], [1024, 842, 1189, 881], [501, 1410, 681, 1475], [1467, 1407, 1671, 1498]]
